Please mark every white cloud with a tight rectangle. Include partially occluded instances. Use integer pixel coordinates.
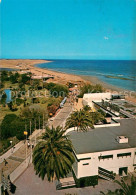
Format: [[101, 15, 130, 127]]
[[104, 36, 109, 40]]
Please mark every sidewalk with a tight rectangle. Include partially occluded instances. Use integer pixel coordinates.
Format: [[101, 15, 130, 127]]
[[0, 129, 45, 184], [0, 141, 24, 164]]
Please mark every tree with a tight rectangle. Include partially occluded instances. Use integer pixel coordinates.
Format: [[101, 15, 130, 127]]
[[9, 72, 19, 84], [0, 114, 18, 139], [20, 105, 48, 129], [50, 84, 69, 97], [33, 126, 75, 181], [65, 109, 94, 131], [83, 105, 92, 112], [0, 114, 29, 140], [78, 84, 104, 98], [1, 71, 9, 82], [0, 92, 7, 106], [115, 175, 136, 195], [21, 74, 30, 84], [44, 82, 69, 97], [32, 79, 40, 90], [90, 111, 105, 125], [10, 118, 26, 140]]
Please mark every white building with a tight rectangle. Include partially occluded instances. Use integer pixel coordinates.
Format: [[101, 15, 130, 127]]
[[66, 118, 136, 187], [83, 92, 111, 109]]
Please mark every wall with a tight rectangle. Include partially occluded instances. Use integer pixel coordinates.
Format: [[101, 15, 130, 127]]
[[74, 148, 136, 178], [83, 93, 112, 108]]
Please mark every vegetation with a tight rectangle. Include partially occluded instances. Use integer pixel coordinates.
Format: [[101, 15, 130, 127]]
[[0, 103, 48, 141], [102, 100, 120, 113], [78, 84, 104, 98], [44, 82, 69, 97], [0, 92, 7, 106], [33, 126, 75, 181], [1, 71, 30, 88], [65, 106, 105, 131], [65, 108, 94, 131], [100, 175, 136, 195], [0, 114, 25, 140], [0, 71, 67, 153]]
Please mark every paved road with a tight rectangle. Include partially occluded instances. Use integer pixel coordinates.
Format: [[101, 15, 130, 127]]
[[49, 101, 73, 128]]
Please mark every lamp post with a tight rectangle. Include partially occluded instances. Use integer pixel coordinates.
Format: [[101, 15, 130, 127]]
[[30, 120, 32, 161], [24, 124, 28, 166], [10, 141, 13, 153]]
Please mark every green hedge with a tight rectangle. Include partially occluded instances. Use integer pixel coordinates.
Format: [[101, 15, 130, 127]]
[[72, 171, 98, 187]]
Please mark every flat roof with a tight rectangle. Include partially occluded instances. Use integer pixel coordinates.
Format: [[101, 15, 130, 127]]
[[68, 119, 136, 154]]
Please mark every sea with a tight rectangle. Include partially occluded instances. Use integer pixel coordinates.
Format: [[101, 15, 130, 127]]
[[36, 60, 136, 91]]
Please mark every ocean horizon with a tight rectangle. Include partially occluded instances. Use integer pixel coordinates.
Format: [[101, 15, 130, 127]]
[[36, 59, 136, 91]]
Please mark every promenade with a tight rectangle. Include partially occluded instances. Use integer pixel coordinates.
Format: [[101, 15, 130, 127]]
[[0, 99, 73, 194]]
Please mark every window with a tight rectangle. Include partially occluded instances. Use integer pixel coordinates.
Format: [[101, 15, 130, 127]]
[[98, 155, 113, 160], [117, 152, 131, 158], [83, 163, 89, 166]]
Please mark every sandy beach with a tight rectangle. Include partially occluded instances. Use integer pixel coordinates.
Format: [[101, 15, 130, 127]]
[[0, 59, 136, 101], [0, 59, 87, 86]]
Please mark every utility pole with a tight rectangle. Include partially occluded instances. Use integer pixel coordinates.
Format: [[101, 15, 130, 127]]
[[25, 123, 27, 166], [39, 116, 40, 130], [35, 119, 36, 145], [30, 120, 32, 161], [43, 113, 44, 131]]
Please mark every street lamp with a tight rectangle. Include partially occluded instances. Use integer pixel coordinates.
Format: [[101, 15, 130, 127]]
[[10, 141, 13, 153]]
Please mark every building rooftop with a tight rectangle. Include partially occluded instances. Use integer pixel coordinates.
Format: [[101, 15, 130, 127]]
[[68, 119, 136, 154]]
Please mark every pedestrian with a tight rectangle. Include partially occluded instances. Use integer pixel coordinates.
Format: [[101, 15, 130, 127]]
[[4, 158, 8, 166], [27, 142, 30, 148]]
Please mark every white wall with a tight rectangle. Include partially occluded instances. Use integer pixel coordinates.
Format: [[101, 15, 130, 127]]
[[83, 93, 112, 108], [73, 148, 136, 179]]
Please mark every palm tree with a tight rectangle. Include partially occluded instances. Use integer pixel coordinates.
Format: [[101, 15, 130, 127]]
[[65, 109, 94, 132], [83, 105, 92, 112], [100, 175, 136, 195], [114, 175, 136, 195], [33, 126, 75, 182], [100, 189, 120, 195], [90, 111, 105, 125]]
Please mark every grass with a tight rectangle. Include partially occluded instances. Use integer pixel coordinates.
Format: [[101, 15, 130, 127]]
[[0, 104, 22, 123], [2, 81, 19, 89], [0, 95, 62, 123]]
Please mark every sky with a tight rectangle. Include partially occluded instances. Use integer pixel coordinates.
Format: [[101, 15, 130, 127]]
[[0, 0, 136, 60]]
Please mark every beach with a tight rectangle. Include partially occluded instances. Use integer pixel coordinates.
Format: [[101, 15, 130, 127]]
[[0, 59, 87, 86], [0, 59, 136, 102]]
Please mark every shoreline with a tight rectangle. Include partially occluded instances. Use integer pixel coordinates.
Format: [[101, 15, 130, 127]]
[[0, 59, 136, 101]]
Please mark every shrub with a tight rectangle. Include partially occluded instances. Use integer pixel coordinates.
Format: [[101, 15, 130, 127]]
[[47, 105, 58, 116], [16, 98, 24, 106], [78, 84, 104, 98], [45, 83, 69, 97], [0, 114, 18, 139]]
